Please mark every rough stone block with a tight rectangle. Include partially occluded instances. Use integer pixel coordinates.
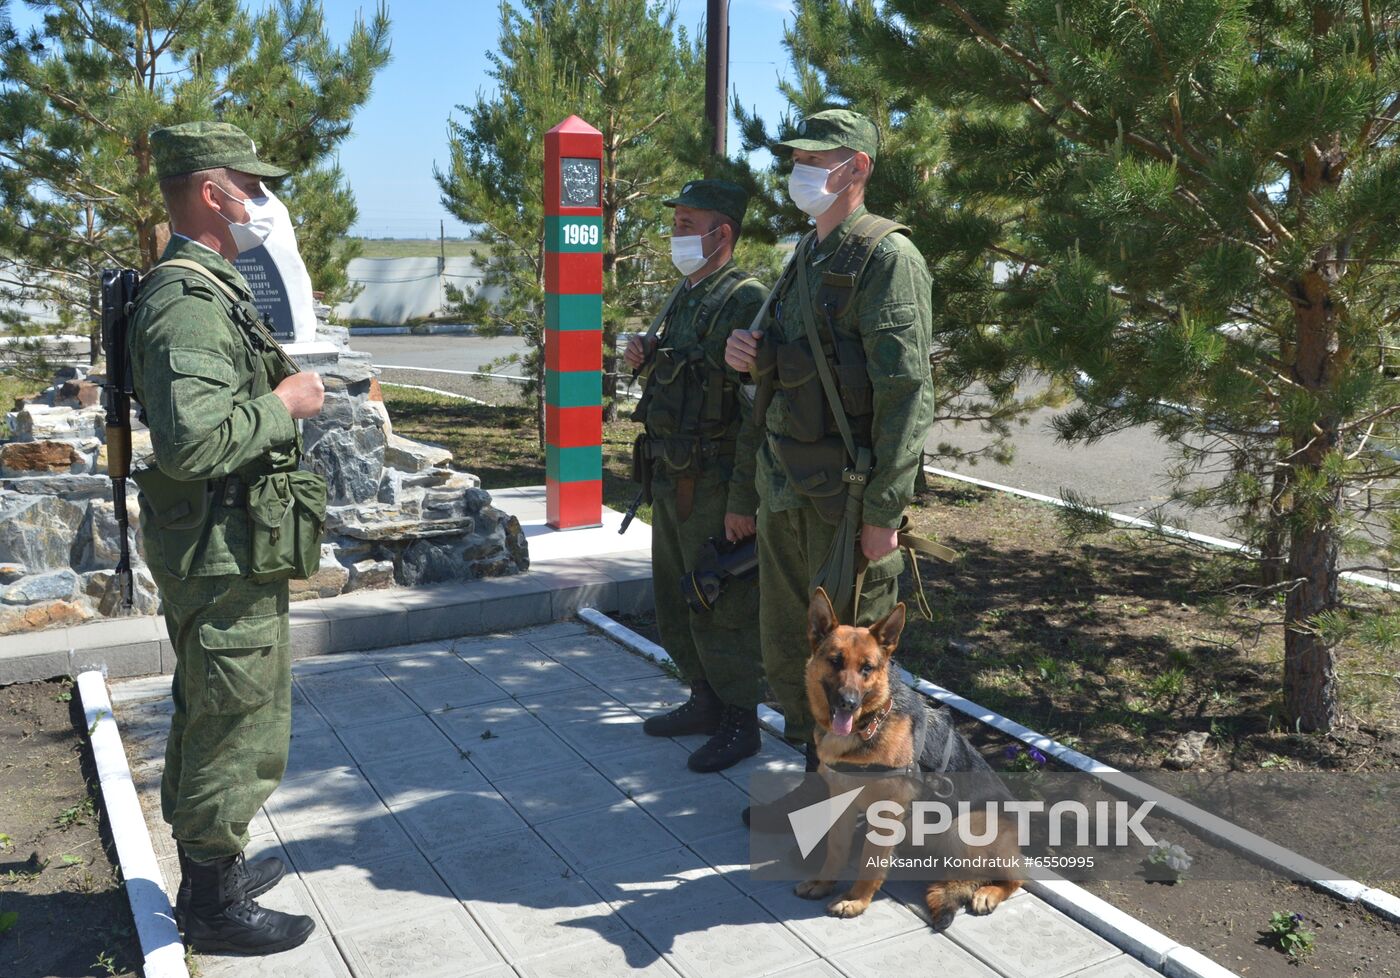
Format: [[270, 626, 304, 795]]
[[289, 546, 350, 601], [0, 494, 86, 570], [344, 558, 394, 593], [0, 440, 86, 476], [384, 433, 452, 473], [1, 568, 79, 605], [0, 599, 90, 636], [0, 474, 110, 498]]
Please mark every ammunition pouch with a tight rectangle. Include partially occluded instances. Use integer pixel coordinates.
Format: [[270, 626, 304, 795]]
[[631, 433, 654, 505], [246, 469, 328, 584], [131, 466, 216, 580], [768, 434, 851, 525], [771, 334, 873, 445]]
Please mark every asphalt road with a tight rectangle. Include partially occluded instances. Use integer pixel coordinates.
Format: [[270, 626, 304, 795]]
[[358, 333, 1235, 540]]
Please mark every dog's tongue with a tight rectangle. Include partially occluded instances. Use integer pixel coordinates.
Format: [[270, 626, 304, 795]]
[[831, 709, 855, 736]]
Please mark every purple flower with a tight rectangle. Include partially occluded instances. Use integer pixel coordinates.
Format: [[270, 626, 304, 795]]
[[1029, 748, 1048, 765], [1003, 745, 1020, 760], [1290, 913, 1303, 923]]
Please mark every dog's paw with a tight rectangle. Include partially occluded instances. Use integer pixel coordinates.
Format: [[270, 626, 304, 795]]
[[969, 886, 1005, 915], [827, 895, 871, 918], [795, 879, 836, 900]]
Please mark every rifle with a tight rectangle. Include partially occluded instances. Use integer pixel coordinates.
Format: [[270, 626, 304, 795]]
[[100, 269, 140, 611]]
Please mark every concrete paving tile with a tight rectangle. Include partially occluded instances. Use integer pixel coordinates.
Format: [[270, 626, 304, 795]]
[[302, 849, 457, 931], [267, 767, 390, 831], [602, 675, 690, 714], [392, 787, 528, 852], [337, 904, 506, 978], [513, 687, 634, 727], [292, 651, 373, 677], [492, 765, 626, 824], [831, 931, 1000, 978], [293, 701, 332, 735], [514, 929, 680, 978], [298, 664, 396, 704], [334, 713, 454, 765], [360, 744, 487, 808], [1066, 956, 1161, 978], [633, 779, 751, 844], [943, 893, 1120, 978], [398, 672, 512, 714], [432, 826, 573, 901], [283, 727, 356, 781], [109, 674, 172, 705], [688, 828, 782, 894], [452, 635, 539, 665], [767, 964, 848, 978], [281, 810, 418, 875], [465, 874, 626, 961], [535, 799, 680, 873], [356, 639, 454, 663], [535, 635, 663, 685], [460, 725, 585, 781], [587, 742, 707, 795], [510, 620, 591, 643], [193, 937, 351, 978], [719, 734, 807, 790], [751, 882, 925, 957], [633, 895, 817, 978], [584, 847, 747, 930], [313, 686, 422, 728], [477, 655, 593, 698], [433, 700, 542, 739], [550, 711, 649, 757], [377, 650, 474, 685]]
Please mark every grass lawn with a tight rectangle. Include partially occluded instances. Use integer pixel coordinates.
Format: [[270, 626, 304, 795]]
[[382, 386, 1400, 774], [349, 237, 487, 259]]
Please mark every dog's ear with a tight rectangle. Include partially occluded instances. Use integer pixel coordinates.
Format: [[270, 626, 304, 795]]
[[808, 587, 839, 645], [869, 602, 907, 657]]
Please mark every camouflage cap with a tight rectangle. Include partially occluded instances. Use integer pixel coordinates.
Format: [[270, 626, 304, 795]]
[[773, 108, 880, 162], [151, 121, 288, 181], [663, 178, 749, 225]]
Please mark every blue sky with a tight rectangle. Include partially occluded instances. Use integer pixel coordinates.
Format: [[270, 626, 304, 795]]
[[313, 0, 800, 237], [5, 0, 800, 237]]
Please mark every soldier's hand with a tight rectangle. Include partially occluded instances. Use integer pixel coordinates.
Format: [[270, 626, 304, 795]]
[[273, 371, 325, 420], [725, 329, 762, 373], [860, 523, 899, 562], [724, 512, 756, 542], [624, 335, 653, 371]]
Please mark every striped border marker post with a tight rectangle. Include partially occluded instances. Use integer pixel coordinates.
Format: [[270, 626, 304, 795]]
[[543, 115, 605, 529]]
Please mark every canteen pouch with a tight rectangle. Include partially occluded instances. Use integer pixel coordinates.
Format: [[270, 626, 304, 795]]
[[773, 338, 828, 443], [769, 434, 849, 525], [131, 466, 214, 580], [246, 469, 327, 583]]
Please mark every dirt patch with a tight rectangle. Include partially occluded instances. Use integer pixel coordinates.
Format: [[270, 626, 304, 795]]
[[0, 679, 139, 978]]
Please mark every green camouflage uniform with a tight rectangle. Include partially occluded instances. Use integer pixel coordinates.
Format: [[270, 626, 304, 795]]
[[641, 180, 768, 709], [131, 124, 298, 863], [756, 112, 935, 743]]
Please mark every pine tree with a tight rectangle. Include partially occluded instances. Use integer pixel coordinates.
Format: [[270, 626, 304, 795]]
[[847, 0, 1400, 732], [437, 0, 731, 436], [733, 0, 1058, 470], [0, 0, 391, 362]]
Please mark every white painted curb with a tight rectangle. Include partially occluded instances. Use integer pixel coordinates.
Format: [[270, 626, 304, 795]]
[[921, 464, 1400, 594], [77, 670, 189, 978], [378, 380, 489, 404]]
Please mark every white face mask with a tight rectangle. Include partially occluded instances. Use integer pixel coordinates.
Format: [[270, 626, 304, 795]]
[[212, 182, 279, 254], [788, 157, 856, 217], [670, 226, 721, 276]]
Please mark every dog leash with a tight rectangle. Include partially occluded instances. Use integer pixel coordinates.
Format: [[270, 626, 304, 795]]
[[851, 516, 955, 623]]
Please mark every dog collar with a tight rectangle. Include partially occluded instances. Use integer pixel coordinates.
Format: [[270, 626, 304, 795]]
[[857, 697, 894, 742]]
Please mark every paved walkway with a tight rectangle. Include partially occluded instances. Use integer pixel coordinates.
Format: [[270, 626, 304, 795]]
[[110, 620, 1158, 978]]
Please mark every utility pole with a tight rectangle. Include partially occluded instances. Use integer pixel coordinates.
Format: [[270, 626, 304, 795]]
[[705, 0, 729, 159]]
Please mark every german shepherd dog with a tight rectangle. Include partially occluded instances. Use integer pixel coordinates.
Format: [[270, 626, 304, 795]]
[[797, 587, 1022, 927]]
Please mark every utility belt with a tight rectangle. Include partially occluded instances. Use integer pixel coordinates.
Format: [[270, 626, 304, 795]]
[[133, 465, 326, 584]]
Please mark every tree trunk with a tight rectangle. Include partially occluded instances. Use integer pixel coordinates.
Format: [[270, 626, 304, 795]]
[[1282, 277, 1342, 733]]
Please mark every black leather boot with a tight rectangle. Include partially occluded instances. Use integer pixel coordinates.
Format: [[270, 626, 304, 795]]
[[642, 680, 722, 737], [175, 845, 286, 931], [741, 740, 822, 829], [687, 705, 761, 773], [183, 853, 315, 955]]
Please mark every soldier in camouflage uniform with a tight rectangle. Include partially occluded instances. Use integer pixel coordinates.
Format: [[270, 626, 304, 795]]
[[625, 180, 769, 772], [725, 110, 935, 825], [130, 122, 325, 954]]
